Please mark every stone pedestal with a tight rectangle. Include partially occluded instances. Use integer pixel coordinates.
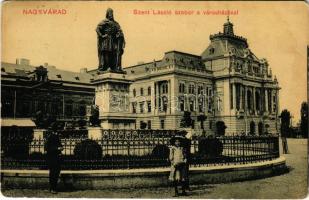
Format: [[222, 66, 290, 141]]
[[91, 71, 136, 129], [88, 127, 103, 140], [33, 129, 46, 140], [31, 129, 47, 154]]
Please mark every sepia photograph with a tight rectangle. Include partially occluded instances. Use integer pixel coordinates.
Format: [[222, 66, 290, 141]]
[[0, 1, 308, 198]]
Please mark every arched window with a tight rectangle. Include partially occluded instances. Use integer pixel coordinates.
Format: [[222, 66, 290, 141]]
[[215, 121, 226, 136], [209, 48, 215, 55], [140, 88, 144, 96], [258, 122, 263, 135], [250, 121, 256, 135], [161, 82, 168, 94]]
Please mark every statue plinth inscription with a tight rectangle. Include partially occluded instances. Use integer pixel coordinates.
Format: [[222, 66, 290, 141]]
[[93, 72, 132, 114]]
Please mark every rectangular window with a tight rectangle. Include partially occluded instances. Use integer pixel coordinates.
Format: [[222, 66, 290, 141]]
[[273, 96, 277, 113], [189, 100, 194, 112], [160, 119, 165, 129], [65, 104, 73, 117], [147, 120, 151, 129], [208, 88, 213, 113], [198, 86, 204, 95], [140, 121, 144, 129], [209, 120, 213, 130], [230, 84, 233, 109], [179, 83, 185, 93], [140, 102, 144, 113], [236, 84, 240, 110], [148, 87, 151, 96], [147, 101, 151, 112], [189, 84, 195, 94], [268, 90, 272, 112], [132, 102, 136, 113], [199, 104, 203, 112], [191, 120, 195, 129], [163, 100, 167, 112], [242, 87, 245, 110], [179, 98, 184, 111]]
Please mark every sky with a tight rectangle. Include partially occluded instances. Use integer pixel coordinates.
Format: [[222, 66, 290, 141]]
[[2, 1, 308, 123]]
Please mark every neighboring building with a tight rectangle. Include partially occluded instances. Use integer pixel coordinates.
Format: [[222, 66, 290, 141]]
[[1, 59, 95, 124], [1, 18, 280, 135]]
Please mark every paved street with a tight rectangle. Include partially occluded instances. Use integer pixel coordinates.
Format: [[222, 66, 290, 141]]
[[2, 138, 308, 199]]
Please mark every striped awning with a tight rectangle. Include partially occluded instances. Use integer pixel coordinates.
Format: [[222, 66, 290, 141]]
[[1, 119, 36, 127]]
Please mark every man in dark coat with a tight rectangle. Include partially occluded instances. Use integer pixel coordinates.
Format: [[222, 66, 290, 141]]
[[180, 130, 192, 191], [45, 124, 63, 194]]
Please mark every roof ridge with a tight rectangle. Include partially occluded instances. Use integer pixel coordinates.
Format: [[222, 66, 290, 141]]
[[165, 50, 201, 58]]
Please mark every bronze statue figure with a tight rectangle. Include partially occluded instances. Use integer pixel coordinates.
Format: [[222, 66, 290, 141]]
[[96, 8, 125, 72]]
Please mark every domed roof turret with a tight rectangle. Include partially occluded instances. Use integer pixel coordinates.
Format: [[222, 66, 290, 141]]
[[223, 16, 234, 35]]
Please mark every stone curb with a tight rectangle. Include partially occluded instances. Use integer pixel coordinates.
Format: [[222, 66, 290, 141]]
[[1, 157, 288, 189]]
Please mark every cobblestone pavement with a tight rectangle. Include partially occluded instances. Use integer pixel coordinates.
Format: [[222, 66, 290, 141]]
[[1, 139, 308, 199]]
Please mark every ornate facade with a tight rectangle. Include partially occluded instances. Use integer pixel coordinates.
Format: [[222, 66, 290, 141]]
[[119, 18, 280, 135], [1, 19, 280, 135]]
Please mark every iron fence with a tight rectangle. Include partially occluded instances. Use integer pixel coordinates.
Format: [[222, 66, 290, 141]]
[[1, 129, 279, 170]]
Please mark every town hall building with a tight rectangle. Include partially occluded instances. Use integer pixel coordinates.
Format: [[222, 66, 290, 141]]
[[1, 18, 280, 136]]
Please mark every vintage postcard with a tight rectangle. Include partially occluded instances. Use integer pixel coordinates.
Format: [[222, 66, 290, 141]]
[[1, 1, 308, 199]]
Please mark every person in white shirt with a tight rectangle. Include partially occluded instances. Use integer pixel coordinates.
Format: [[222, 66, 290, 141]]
[[169, 136, 188, 196]]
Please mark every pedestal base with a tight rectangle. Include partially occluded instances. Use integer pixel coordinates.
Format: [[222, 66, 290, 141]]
[[91, 71, 135, 130], [88, 127, 102, 140]]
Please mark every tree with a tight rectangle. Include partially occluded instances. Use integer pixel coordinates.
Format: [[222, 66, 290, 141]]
[[300, 102, 308, 138], [215, 121, 226, 136], [180, 111, 193, 128], [33, 110, 56, 129], [280, 109, 291, 154], [280, 109, 291, 137]]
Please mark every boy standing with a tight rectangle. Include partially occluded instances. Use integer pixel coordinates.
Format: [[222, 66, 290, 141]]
[[169, 136, 187, 196]]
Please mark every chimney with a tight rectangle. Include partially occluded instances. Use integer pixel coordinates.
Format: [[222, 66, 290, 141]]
[[16, 58, 30, 66], [80, 68, 87, 73]]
